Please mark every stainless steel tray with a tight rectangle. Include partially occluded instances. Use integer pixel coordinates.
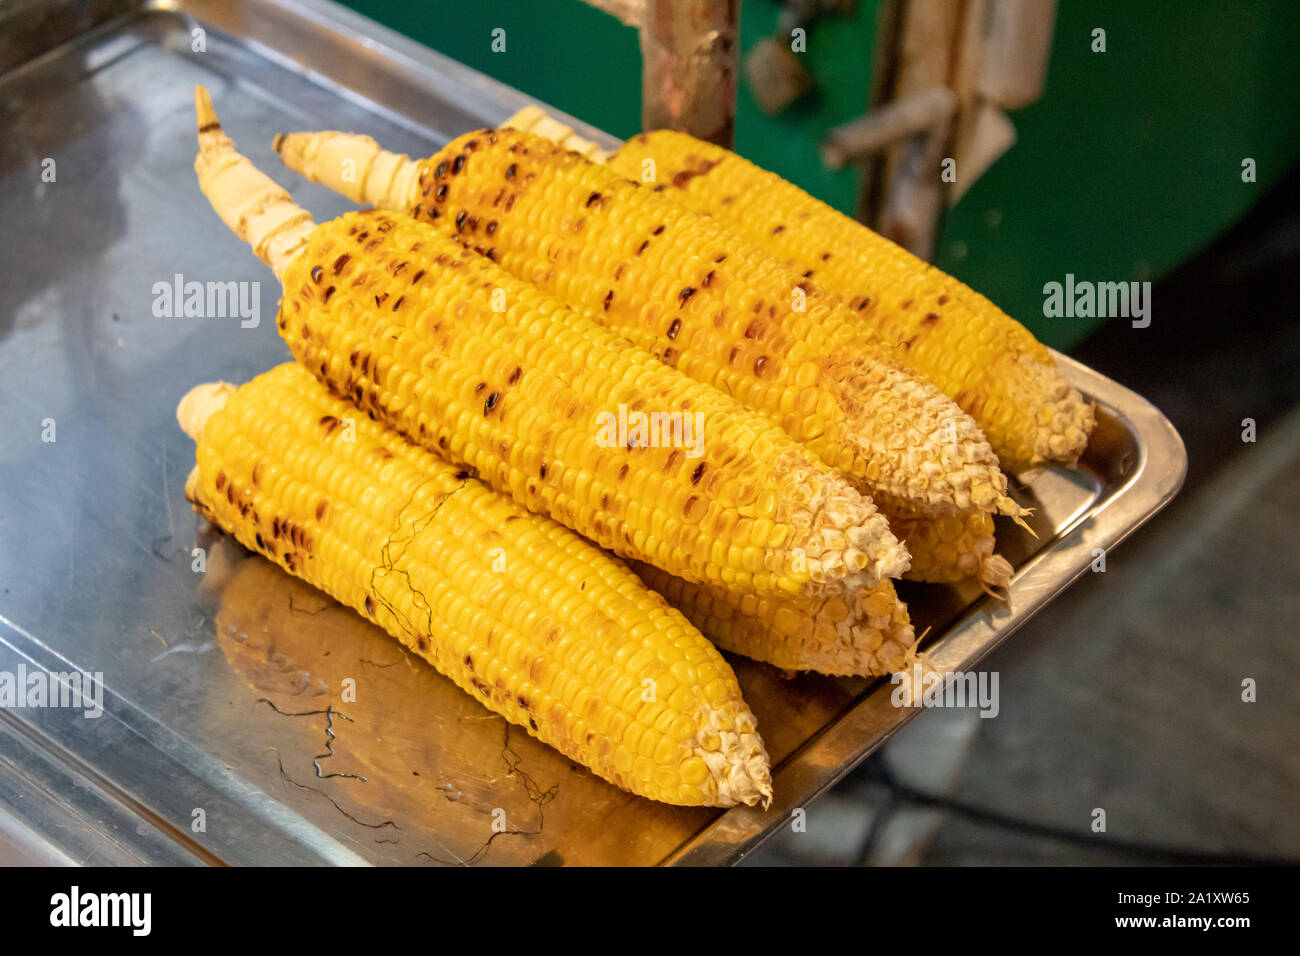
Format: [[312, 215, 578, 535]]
[[0, 0, 1186, 866]]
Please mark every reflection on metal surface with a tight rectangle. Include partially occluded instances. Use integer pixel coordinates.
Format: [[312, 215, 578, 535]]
[[0, 0, 1185, 866]]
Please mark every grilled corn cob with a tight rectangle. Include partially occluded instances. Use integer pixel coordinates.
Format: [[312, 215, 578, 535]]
[[179, 362, 772, 807], [273, 126, 1024, 521], [889, 508, 1013, 591], [602, 128, 1095, 473], [195, 88, 906, 599], [634, 563, 917, 677]]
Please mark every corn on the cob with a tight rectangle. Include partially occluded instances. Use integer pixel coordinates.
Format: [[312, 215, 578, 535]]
[[633, 562, 917, 677], [273, 126, 1025, 521], [888, 508, 1013, 592], [195, 88, 907, 599], [602, 129, 1094, 473], [178, 362, 772, 807]]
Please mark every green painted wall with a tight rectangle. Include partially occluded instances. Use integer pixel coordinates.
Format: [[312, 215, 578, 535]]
[[937, 0, 1300, 348], [343, 0, 1300, 349]]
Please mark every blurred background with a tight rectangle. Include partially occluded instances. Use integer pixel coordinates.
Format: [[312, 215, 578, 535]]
[[339, 0, 1300, 864]]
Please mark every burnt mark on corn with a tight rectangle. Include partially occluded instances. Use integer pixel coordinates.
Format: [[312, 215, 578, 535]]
[[690, 463, 706, 485], [714, 253, 728, 263], [452, 154, 467, 174], [315, 500, 329, 521], [434, 160, 448, 179], [319, 415, 342, 436], [603, 290, 613, 310], [702, 269, 715, 288], [390, 295, 405, 312], [364, 595, 375, 616], [435, 183, 448, 202], [652, 224, 665, 236], [678, 286, 696, 306], [617, 463, 630, 481], [507, 366, 522, 385], [901, 298, 914, 310], [251, 460, 265, 487], [937, 294, 950, 305], [585, 191, 602, 208], [483, 392, 501, 415], [454, 470, 470, 480], [636, 240, 649, 256], [754, 355, 769, 376], [332, 253, 351, 274], [323, 285, 336, 303], [505, 162, 517, 180], [667, 318, 681, 339], [664, 449, 681, 472], [486, 220, 498, 236], [821, 252, 833, 261], [772, 224, 786, 235], [920, 312, 941, 328], [538, 462, 547, 479], [310, 265, 323, 283], [802, 269, 814, 279], [670, 158, 718, 189], [215, 471, 227, 491], [455, 210, 468, 231]]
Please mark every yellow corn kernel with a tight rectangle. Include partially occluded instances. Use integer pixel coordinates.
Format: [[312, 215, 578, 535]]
[[633, 560, 918, 677], [178, 361, 773, 807], [607, 129, 1096, 473], [274, 126, 1024, 519]]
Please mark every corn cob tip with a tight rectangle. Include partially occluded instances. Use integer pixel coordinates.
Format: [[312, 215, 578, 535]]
[[1010, 354, 1096, 470], [785, 455, 911, 594], [176, 381, 236, 440], [699, 705, 773, 808], [193, 88, 316, 279]]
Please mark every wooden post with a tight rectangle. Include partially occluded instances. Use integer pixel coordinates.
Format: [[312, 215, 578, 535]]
[[640, 0, 739, 146]]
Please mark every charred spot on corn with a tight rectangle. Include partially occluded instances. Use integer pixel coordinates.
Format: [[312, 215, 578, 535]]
[[483, 391, 501, 415]]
